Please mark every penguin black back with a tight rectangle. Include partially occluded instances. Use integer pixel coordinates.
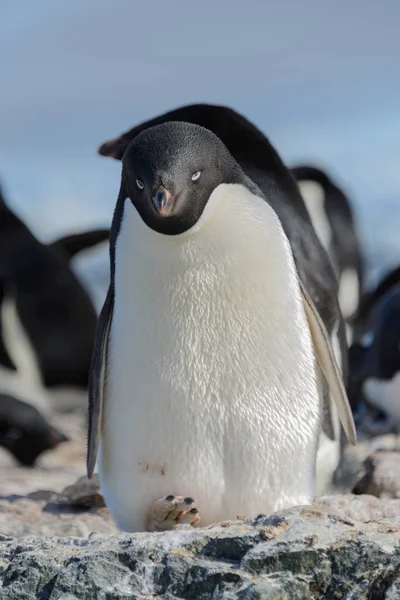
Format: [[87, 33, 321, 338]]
[[0, 187, 108, 389]]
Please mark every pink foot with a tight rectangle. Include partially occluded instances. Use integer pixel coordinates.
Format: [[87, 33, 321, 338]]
[[147, 495, 201, 532]]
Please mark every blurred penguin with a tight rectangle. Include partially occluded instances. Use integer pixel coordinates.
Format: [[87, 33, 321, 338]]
[[292, 166, 363, 340], [0, 183, 109, 413], [349, 266, 400, 434]]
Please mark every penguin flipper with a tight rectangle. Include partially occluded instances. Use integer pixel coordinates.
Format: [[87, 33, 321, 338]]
[[87, 285, 113, 478], [299, 280, 357, 445], [50, 228, 109, 261], [320, 369, 336, 441]]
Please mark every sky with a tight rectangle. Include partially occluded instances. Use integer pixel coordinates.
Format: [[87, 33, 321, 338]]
[[1, 0, 400, 293]]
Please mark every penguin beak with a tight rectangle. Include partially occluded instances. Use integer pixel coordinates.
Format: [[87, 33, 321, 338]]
[[152, 185, 176, 217]]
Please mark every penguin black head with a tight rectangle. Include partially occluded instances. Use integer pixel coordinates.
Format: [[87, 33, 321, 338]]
[[0, 394, 69, 466], [122, 121, 243, 236]]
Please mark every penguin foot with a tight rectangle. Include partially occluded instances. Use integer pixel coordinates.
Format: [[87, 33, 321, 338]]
[[147, 495, 201, 532]]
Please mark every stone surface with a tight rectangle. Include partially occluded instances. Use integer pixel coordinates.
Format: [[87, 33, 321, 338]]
[[54, 474, 105, 508], [319, 493, 400, 522], [353, 451, 400, 499], [0, 500, 399, 599], [333, 434, 400, 498], [1, 408, 400, 599], [0, 495, 118, 538]]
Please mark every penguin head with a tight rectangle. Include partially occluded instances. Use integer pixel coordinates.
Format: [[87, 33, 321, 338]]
[[0, 395, 69, 466], [121, 122, 242, 235]]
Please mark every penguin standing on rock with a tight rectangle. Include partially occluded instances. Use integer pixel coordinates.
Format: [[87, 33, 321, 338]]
[[98, 103, 356, 496], [89, 117, 356, 533]]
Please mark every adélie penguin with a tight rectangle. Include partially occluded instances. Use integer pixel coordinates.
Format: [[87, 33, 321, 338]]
[[0, 184, 109, 412], [88, 120, 356, 532], [98, 103, 355, 495]]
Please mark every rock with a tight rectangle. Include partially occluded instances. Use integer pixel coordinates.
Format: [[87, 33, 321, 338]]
[[319, 493, 400, 522], [0, 499, 400, 598], [333, 434, 400, 496], [353, 451, 400, 498], [0, 495, 118, 538], [53, 474, 105, 508]]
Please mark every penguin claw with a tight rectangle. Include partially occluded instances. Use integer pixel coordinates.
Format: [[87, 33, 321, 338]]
[[147, 495, 201, 532]]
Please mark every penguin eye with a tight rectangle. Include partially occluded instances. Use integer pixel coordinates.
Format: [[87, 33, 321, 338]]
[[136, 179, 144, 190], [191, 171, 201, 182]]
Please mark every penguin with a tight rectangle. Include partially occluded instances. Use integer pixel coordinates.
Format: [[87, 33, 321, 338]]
[[49, 228, 109, 262], [291, 166, 363, 330], [348, 267, 400, 432], [89, 119, 355, 532], [97, 103, 355, 496], [0, 184, 109, 403], [0, 393, 68, 466], [352, 265, 400, 341]]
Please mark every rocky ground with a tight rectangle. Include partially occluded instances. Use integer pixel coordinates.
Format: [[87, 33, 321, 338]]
[[1, 413, 400, 599]]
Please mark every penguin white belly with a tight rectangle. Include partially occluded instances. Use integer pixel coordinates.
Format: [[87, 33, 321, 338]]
[[99, 184, 322, 531]]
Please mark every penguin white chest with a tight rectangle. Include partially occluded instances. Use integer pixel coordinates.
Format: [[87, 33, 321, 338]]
[[99, 184, 321, 531]]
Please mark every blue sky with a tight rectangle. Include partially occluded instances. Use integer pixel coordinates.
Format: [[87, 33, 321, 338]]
[[1, 1, 400, 289]]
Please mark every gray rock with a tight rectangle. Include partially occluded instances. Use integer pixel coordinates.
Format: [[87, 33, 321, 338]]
[[333, 435, 400, 497], [353, 451, 400, 498], [0, 496, 118, 538], [319, 493, 400, 522], [53, 474, 105, 508], [0, 500, 400, 599]]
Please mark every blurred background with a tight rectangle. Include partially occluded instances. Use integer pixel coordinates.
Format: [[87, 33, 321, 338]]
[[2, 0, 400, 302]]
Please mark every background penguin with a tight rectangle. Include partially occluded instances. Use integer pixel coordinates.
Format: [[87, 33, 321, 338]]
[[89, 119, 355, 532], [348, 266, 400, 433], [352, 265, 400, 342], [97, 102, 356, 496], [291, 166, 364, 332], [0, 393, 68, 466], [0, 183, 109, 412]]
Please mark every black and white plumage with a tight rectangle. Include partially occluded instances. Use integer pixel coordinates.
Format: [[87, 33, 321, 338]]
[[349, 267, 400, 428], [291, 166, 363, 327], [0, 184, 109, 416], [0, 184, 108, 391], [91, 110, 355, 532]]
